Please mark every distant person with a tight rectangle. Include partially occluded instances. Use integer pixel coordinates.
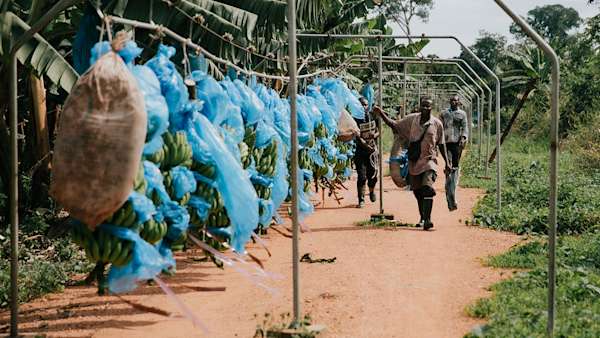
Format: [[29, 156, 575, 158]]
[[353, 97, 379, 208], [373, 97, 450, 230], [440, 95, 468, 211]]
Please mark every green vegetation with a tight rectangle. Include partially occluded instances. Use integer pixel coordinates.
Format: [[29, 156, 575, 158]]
[[462, 139, 600, 235], [465, 234, 600, 338], [462, 138, 600, 336], [0, 207, 92, 307]]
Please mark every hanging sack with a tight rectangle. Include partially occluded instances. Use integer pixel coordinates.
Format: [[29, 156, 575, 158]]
[[389, 132, 408, 187], [50, 34, 147, 229], [407, 126, 428, 162], [337, 109, 360, 140]]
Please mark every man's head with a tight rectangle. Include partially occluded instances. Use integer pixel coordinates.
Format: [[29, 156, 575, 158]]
[[449, 95, 460, 110], [420, 96, 433, 118], [359, 97, 369, 112]]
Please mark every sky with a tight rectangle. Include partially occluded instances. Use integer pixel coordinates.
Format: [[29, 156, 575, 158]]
[[389, 0, 600, 58]]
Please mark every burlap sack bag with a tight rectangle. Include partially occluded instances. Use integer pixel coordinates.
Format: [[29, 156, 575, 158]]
[[50, 35, 147, 229], [390, 133, 408, 188], [337, 109, 360, 140]]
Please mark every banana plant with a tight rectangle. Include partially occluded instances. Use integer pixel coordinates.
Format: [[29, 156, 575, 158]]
[[488, 44, 547, 163]]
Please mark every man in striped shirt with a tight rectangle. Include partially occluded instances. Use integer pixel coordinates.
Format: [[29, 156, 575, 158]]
[[440, 95, 468, 211]]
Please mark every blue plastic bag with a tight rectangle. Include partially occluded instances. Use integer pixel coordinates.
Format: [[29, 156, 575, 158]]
[[169, 166, 197, 200], [143, 161, 171, 203], [234, 79, 265, 125], [104, 224, 169, 293], [145, 44, 189, 115], [189, 113, 259, 252], [128, 191, 156, 224], [361, 83, 375, 111]]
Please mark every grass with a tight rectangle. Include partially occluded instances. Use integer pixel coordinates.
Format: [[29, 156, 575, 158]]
[[461, 137, 600, 337], [0, 208, 91, 307], [466, 233, 600, 337]]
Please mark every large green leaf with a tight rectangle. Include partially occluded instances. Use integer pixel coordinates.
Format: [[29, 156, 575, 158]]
[[108, 0, 257, 40], [0, 12, 78, 93]]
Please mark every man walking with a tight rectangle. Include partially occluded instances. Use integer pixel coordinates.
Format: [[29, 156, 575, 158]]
[[373, 97, 450, 230], [440, 96, 468, 211], [354, 97, 379, 208]]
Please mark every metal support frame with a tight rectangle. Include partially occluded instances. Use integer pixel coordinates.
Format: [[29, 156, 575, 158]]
[[7, 1, 84, 336], [342, 57, 491, 173], [493, 1, 560, 336], [287, 0, 300, 325], [300, 34, 502, 210], [377, 40, 384, 214]]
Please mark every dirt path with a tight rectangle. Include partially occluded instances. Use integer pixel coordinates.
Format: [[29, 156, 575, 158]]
[[1, 173, 520, 338]]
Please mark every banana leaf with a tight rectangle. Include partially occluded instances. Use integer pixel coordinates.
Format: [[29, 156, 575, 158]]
[[0, 12, 78, 93]]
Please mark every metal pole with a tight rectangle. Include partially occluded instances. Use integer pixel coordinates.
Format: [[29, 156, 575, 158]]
[[493, 1, 560, 336], [403, 63, 407, 118], [349, 55, 494, 177], [9, 46, 18, 338], [287, 0, 300, 325], [377, 40, 384, 215], [6, 2, 84, 335]]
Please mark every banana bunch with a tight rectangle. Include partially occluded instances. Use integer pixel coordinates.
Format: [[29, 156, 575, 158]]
[[254, 141, 278, 177], [194, 181, 223, 211], [206, 208, 230, 228], [140, 218, 168, 244], [71, 222, 134, 267], [133, 163, 147, 194], [105, 201, 140, 229], [163, 171, 191, 205], [170, 231, 187, 252], [161, 131, 193, 169], [192, 161, 217, 180], [255, 184, 272, 200], [314, 123, 328, 139], [239, 142, 251, 168], [299, 148, 313, 170], [312, 147, 331, 179], [244, 126, 257, 149], [145, 146, 165, 165]]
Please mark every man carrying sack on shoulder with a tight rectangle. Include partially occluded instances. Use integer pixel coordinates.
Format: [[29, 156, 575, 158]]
[[373, 97, 450, 231], [440, 95, 468, 211]]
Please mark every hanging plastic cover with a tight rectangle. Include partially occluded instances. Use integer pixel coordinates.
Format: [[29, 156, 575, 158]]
[[191, 71, 245, 144], [145, 44, 189, 115], [112, 41, 170, 156], [104, 224, 169, 293], [234, 79, 265, 125], [306, 85, 337, 135], [50, 36, 147, 229], [361, 83, 375, 111], [190, 113, 259, 252]]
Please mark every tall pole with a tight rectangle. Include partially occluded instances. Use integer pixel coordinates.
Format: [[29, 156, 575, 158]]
[[377, 40, 384, 215], [493, 1, 560, 335], [6, 2, 84, 335], [287, 0, 300, 325], [403, 63, 407, 118], [9, 46, 18, 338]]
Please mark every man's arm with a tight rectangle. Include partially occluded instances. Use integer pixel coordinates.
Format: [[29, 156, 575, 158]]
[[371, 106, 398, 130], [460, 110, 469, 142], [437, 123, 452, 170]]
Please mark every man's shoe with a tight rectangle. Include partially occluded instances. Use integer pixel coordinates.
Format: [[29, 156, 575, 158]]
[[357, 200, 365, 208], [369, 190, 376, 202], [423, 221, 434, 231]]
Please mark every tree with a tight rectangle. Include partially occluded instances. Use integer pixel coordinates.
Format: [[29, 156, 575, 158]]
[[378, 0, 434, 36], [488, 44, 547, 163], [509, 4, 581, 51], [460, 30, 507, 77]]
